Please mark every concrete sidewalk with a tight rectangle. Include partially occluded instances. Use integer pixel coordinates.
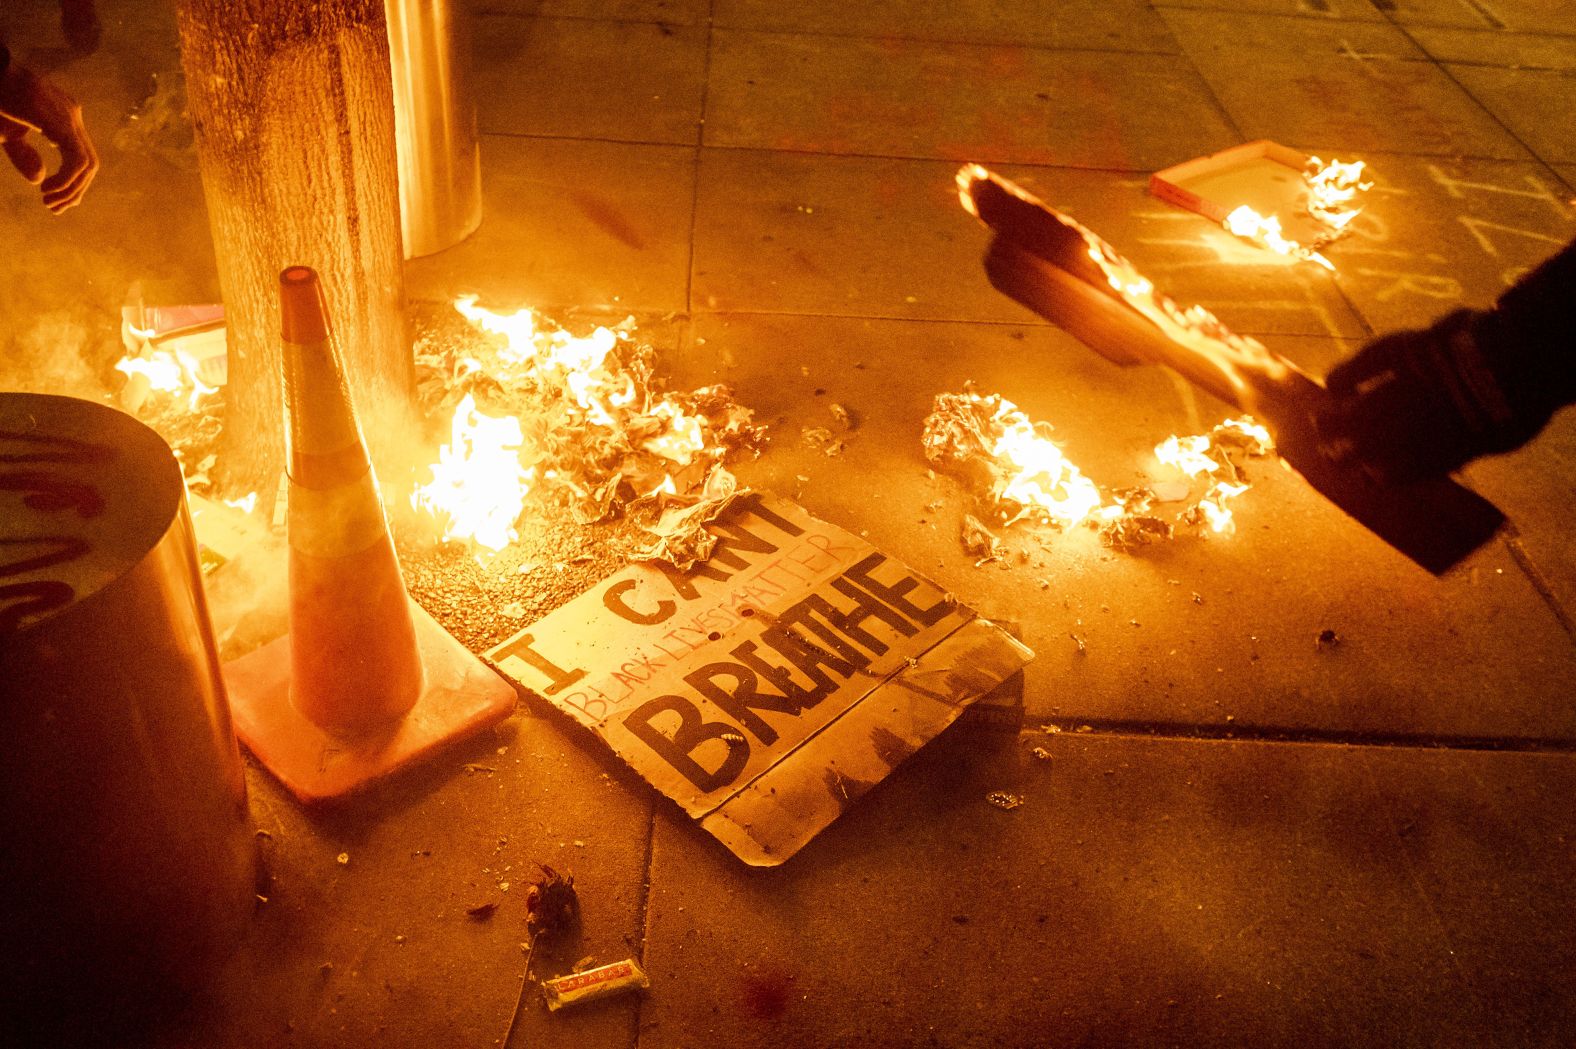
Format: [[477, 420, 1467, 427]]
[[2, 0, 1574, 1045]]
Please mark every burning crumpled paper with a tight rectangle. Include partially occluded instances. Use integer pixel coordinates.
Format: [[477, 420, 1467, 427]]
[[630, 465, 748, 571], [412, 300, 766, 556], [922, 383, 1273, 551]]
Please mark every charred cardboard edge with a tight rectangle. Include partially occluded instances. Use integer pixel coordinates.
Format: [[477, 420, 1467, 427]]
[[701, 618, 1034, 865]]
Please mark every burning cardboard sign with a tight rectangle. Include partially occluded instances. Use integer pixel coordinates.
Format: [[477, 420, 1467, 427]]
[[1149, 140, 1371, 270], [487, 493, 1033, 866]]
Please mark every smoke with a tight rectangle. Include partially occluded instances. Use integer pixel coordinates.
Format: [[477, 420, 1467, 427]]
[[202, 529, 289, 662], [0, 310, 114, 401]]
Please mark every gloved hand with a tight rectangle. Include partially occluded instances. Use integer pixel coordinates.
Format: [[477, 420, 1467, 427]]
[[1318, 309, 1529, 484], [1319, 241, 1576, 484]]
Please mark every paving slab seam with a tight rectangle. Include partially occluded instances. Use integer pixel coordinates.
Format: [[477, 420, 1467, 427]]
[[1172, 50, 1249, 148], [1032, 718, 1576, 754], [629, 808, 658, 1049], [1413, 23, 1576, 42], [476, 133, 1181, 177], [1502, 530, 1576, 644], [686, 1, 718, 317], [697, 142, 1202, 175], [1450, 0, 1508, 31], [1153, 0, 1511, 36], [696, 307, 1060, 326], [468, 129, 1555, 172], [1319, 240, 1381, 341], [1232, 143, 1544, 163], [712, 23, 1183, 57], [479, 127, 705, 151], [1384, 21, 1571, 166], [1149, 0, 1389, 21], [470, 9, 693, 29], [684, 305, 1356, 345], [1414, 54, 1576, 74]]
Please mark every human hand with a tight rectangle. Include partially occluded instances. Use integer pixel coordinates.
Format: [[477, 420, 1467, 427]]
[[0, 63, 98, 213]]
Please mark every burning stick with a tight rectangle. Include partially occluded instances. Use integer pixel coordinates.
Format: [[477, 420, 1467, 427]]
[[957, 165, 1503, 574]]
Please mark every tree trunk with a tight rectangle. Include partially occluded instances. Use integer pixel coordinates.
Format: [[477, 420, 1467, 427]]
[[177, 0, 413, 498]]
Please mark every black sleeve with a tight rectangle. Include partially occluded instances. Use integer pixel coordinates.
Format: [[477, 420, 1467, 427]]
[[1471, 239, 1576, 421]]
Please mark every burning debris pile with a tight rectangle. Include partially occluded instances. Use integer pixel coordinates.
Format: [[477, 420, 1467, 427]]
[[106, 297, 768, 650], [409, 297, 765, 560], [114, 306, 235, 509], [113, 296, 765, 564], [412, 294, 769, 560], [921, 384, 1273, 554]]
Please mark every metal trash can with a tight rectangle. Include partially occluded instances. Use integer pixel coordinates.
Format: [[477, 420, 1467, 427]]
[[388, 0, 484, 258], [0, 393, 256, 1035]]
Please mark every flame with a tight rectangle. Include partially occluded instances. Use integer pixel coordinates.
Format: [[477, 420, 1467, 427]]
[[986, 398, 1115, 527], [1304, 157, 1371, 231], [452, 296, 638, 424], [1155, 434, 1218, 477], [1219, 156, 1371, 271], [1196, 480, 1251, 533], [1214, 416, 1273, 452], [923, 387, 1273, 544], [956, 163, 989, 217], [643, 400, 707, 466], [223, 492, 258, 515], [115, 345, 217, 410], [551, 327, 636, 426], [1223, 205, 1335, 270], [1150, 416, 1272, 534], [409, 297, 761, 557], [453, 294, 536, 369], [411, 392, 533, 559]]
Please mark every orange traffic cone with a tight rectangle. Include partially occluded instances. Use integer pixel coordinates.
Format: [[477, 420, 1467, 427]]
[[223, 266, 515, 803]]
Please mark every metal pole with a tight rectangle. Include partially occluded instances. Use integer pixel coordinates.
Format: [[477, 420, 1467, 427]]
[[387, 0, 484, 259]]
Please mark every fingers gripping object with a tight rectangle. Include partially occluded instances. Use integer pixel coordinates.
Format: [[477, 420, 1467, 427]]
[[956, 165, 1504, 575], [0, 52, 99, 213]]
